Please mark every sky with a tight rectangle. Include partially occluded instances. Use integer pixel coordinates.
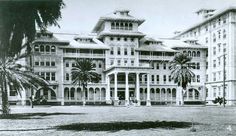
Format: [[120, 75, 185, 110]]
[[48, 0, 236, 38]]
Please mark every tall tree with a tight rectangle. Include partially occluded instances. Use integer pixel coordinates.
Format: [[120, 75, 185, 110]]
[[169, 53, 195, 105], [71, 59, 100, 106], [0, 0, 64, 115]]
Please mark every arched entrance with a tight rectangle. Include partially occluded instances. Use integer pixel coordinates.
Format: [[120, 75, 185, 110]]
[[184, 88, 200, 100], [35, 87, 57, 100]]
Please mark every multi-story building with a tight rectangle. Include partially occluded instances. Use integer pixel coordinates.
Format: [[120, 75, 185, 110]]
[[175, 6, 236, 105], [6, 9, 207, 106]]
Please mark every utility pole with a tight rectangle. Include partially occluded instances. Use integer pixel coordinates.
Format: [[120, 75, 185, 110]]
[[223, 53, 226, 107]]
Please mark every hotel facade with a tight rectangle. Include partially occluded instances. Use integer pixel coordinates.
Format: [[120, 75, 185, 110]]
[[8, 8, 229, 106], [175, 7, 236, 105]]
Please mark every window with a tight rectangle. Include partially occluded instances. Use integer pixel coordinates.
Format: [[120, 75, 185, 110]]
[[110, 37, 114, 41], [156, 75, 159, 84], [99, 63, 102, 68], [124, 60, 128, 66], [40, 72, 45, 79], [66, 62, 69, 67], [124, 38, 127, 41], [46, 45, 50, 52], [218, 58, 221, 66], [110, 47, 114, 55], [223, 44, 227, 53], [46, 61, 50, 66], [129, 23, 133, 30], [163, 75, 166, 83], [34, 45, 39, 52], [218, 71, 221, 80], [110, 60, 114, 65], [117, 60, 121, 66], [125, 23, 128, 30], [72, 63, 75, 67], [206, 62, 208, 69], [111, 22, 115, 29], [40, 45, 44, 52], [197, 63, 200, 69], [197, 51, 200, 57], [206, 75, 208, 82], [213, 33, 216, 42], [223, 18, 226, 24], [51, 46, 56, 52], [46, 72, 50, 80], [192, 75, 196, 82], [223, 29, 226, 39], [213, 60, 216, 68], [35, 61, 39, 66], [51, 73, 55, 81], [168, 75, 171, 82], [218, 18, 221, 25], [156, 63, 159, 69], [213, 88, 216, 97], [40, 61, 45, 66], [205, 37, 208, 44], [213, 47, 216, 55], [218, 30, 221, 39], [151, 75, 154, 83], [117, 37, 120, 41], [131, 48, 134, 55], [197, 75, 200, 82], [51, 61, 55, 66], [124, 48, 127, 55], [117, 47, 120, 55], [66, 73, 70, 81], [218, 44, 221, 52], [192, 51, 196, 57], [213, 73, 216, 81], [163, 63, 166, 69], [131, 60, 134, 66]]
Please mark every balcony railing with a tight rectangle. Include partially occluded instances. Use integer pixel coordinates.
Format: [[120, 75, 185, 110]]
[[139, 55, 173, 60], [63, 53, 105, 58]]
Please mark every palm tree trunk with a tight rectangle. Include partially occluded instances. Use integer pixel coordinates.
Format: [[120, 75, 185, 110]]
[[82, 86, 86, 106], [1, 54, 10, 115]]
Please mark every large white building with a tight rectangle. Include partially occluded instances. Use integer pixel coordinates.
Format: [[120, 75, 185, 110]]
[[175, 7, 236, 105], [6, 9, 208, 106]]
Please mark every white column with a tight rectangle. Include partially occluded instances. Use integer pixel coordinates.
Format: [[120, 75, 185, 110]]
[[94, 90, 96, 101], [99, 90, 102, 101], [125, 72, 129, 106], [136, 72, 140, 106], [187, 89, 189, 100], [114, 72, 118, 106], [171, 90, 173, 105], [106, 75, 111, 104], [146, 73, 151, 106]]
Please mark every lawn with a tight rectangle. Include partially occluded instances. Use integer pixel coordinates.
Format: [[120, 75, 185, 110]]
[[0, 105, 235, 136]]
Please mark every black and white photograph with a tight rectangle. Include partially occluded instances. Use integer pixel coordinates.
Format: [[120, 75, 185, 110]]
[[0, 0, 236, 135]]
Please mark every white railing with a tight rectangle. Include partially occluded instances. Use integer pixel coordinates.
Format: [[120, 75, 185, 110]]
[[63, 53, 105, 58], [139, 55, 173, 60]]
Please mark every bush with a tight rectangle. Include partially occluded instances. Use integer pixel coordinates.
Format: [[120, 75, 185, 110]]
[[212, 97, 226, 105]]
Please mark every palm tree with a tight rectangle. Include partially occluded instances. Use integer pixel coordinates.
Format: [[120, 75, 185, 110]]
[[169, 53, 195, 105], [0, 0, 64, 115], [0, 57, 48, 115], [71, 59, 100, 106]]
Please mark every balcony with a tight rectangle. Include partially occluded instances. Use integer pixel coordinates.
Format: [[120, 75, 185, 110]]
[[63, 53, 106, 59], [139, 55, 173, 61]]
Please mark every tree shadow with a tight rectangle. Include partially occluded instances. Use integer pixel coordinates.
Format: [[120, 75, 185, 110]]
[[56, 121, 201, 132], [0, 112, 86, 120]]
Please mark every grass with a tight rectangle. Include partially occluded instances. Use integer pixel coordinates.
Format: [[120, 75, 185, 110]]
[[56, 121, 196, 131], [0, 112, 85, 119]]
